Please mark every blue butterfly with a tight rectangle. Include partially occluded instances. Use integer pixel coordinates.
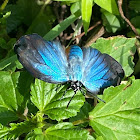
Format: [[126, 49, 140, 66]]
[[14, 34, 124, 104]]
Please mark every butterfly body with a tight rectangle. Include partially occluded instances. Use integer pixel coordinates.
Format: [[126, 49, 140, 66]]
[[14, 34, 124, 96], [68, 45, 83, 82]]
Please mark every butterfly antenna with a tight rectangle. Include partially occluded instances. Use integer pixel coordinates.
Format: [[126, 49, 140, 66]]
[[96, 96, 106, 103], [86, 91, 106, 103]]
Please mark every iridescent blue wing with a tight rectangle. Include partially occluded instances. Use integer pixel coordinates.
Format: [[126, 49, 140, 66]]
[[81, 47, 124, 93], [68, 45, 83, 81], [14, 34, 69, 83]]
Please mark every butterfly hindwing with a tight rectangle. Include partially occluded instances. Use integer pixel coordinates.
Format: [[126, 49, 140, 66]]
[[14, 34, 69, 83], [81, 47, 124, 93]]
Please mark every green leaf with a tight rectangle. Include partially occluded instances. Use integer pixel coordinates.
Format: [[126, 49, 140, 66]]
[[17, 0, 41, 26], [94, 0, 119, 15], [0, 123, 9, 139], [0, 55, 23, 71], [44, 89, 85, 121], [25, 128, 46, 140], [0, 0, 9, 11], [129, 0, 140, 12], [54, 0, 79, 2], [26, 6, 55, 36], [30, 79, 85, 121], [26, 122, 95, 140], [46, 122, 95, 140], [7, 121, 36, 139], [96, 136, 104, 140], [0, 71, 33, 125], [26, 12, 51, 36], [89, 79, 140, 140], [6, 38, 16, 51], [0, 38, 7, 49], [44, 12, 80, 40], [130, 16, 140, 28], [17, 71, 34, 111], [91, 36, 136, 77], [81, 0, 93, 33], [70, 1, 81, 14], [101, 9, 121, 33], [0, 71, 19, 124], [4, 4, 24, 33], [0, 48, 6, 60], [0, 38, 16, 61], [70, 102, 92, 127], [30, 79, 54, 112]]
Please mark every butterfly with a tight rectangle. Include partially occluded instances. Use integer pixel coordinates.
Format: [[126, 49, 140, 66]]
[[14, 34, 124, 105]]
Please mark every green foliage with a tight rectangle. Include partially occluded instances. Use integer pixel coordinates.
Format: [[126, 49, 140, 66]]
[[89, 79, 140, 139], [0, 71, 33, 125], [26, 122, 95, 140], [5, 121, 37, 139], [0, 55, 22, 71], [31, 79, 85, 121], [81, 0, 93, 34], [44, 12, 79, 40], [129, 0, 140, 12], [70, 102, 92, 127], [4, 4, 24, 33], [0, 0, 140, 139], [0, 71, 20, 125], [101, 9, 121, 33], [70, 1, 80, 14], [54, 0, 119, 33], [94, 0, 119, 15]]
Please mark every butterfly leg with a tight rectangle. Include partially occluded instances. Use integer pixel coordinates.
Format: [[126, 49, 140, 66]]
[[67, 81, 83, 108], [67, 89, 77, 108], [59, 84, 71, 100], [55, 84, 62, 92], [80, 87, 86, 96]]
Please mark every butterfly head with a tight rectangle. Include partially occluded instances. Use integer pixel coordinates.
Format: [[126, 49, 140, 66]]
[[66, 81, 83, 108]]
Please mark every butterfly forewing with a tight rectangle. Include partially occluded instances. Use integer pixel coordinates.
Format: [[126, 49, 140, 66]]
[[14, 34, 69, 83]]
